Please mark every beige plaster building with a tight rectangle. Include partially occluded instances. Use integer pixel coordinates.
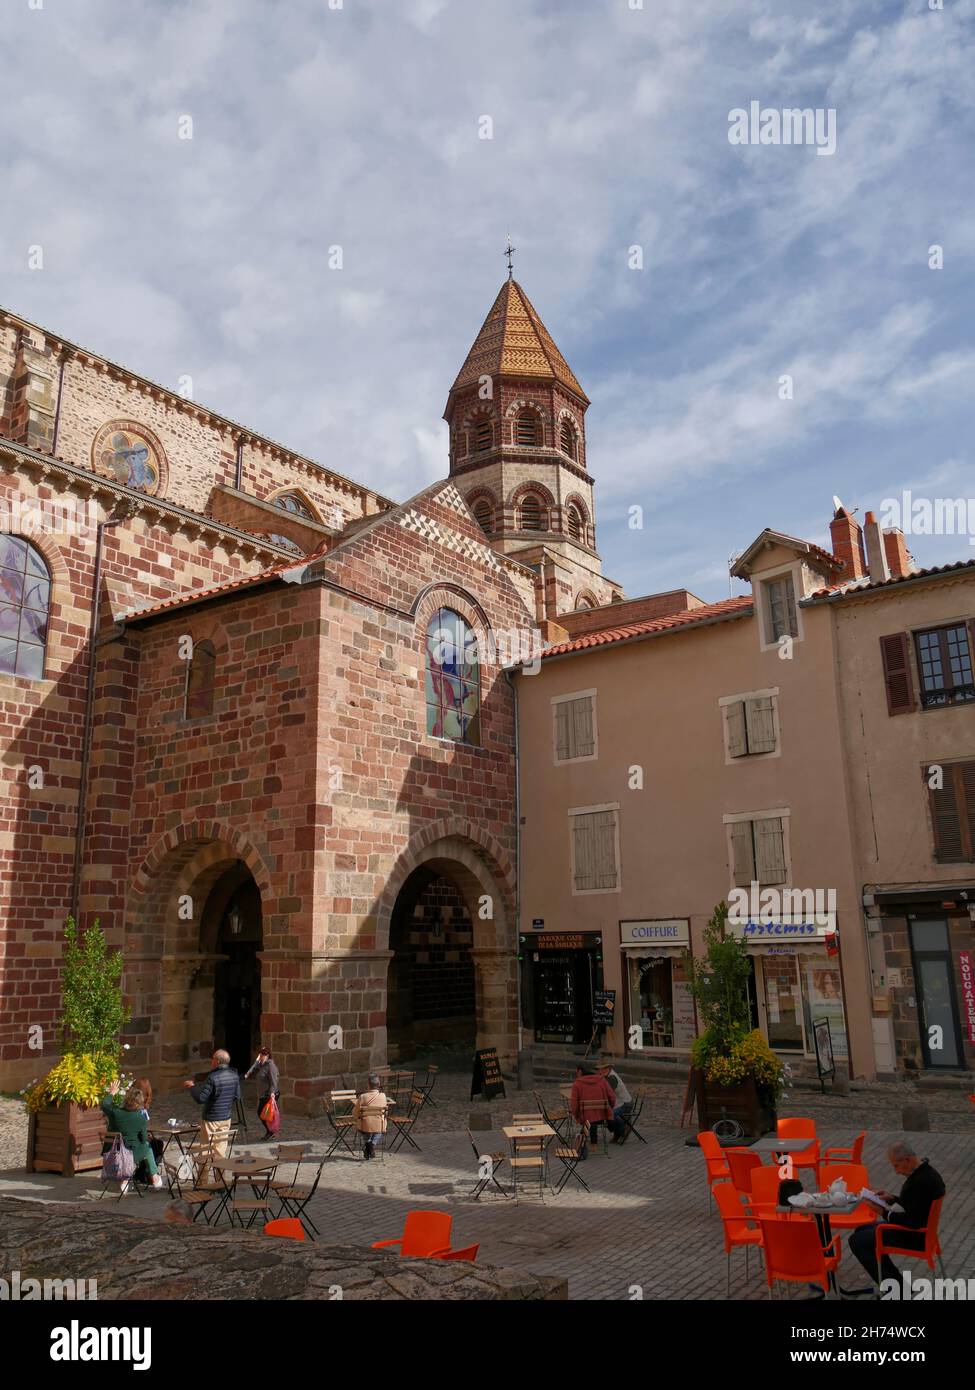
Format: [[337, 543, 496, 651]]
[[514, 505, 975, 1081]]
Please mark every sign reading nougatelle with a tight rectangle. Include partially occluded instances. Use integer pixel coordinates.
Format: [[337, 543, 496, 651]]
[[620, 919, 690, 946]]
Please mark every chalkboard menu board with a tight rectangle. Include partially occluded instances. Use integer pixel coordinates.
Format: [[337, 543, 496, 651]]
[[470, 1047, 506, 1101], [593, 989, 616, 1027]]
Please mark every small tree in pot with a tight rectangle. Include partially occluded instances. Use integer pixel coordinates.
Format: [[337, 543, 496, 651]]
[[24, 918, 130, 1174], [684, 903, 783, 1136]]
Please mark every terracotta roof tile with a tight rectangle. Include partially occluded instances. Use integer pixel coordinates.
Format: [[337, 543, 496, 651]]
[[807, 559, 975, 600], [449, 280, 588, 402], [541, 595, 753, 658]]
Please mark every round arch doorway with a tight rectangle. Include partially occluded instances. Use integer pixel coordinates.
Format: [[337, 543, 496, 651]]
[[203, 865, 263, 1072], [387, 866, 477, 1061]]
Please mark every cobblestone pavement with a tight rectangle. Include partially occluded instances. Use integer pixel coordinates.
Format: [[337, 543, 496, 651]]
[[3, 1068, 972, 1301]]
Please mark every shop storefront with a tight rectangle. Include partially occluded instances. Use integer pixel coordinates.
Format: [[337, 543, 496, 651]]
[[871, 887, 975, 1073], [518, 931, 603, 1044], [621, 920, 697, 1054], [727, 917, 849, 1062]]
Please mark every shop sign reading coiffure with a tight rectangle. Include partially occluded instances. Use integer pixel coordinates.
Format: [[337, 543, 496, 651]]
[[620, 919, 690, 946]]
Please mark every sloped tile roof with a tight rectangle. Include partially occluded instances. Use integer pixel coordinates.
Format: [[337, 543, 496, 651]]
[[807, 559, 975, 601], [541, 595, 754, 658], [449, 279, 588, 402]]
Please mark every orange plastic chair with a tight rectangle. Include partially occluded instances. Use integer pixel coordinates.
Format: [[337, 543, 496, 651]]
[[713, 1180, 763, 1296], [433, 1243, 479, 1262], [818, 1163, 875, 1230], [372, 1210, 453, 1258], [726, 1149, 763, 1196], [759, 1215, 841, 1298], [876, 1197, 945, 1278], [823, 1131, 865, 1167], [264, 1218, 306, 1241], [696, 1132, 741, 1213], [747, 1163, 785, 1214], [776, 1118, 820, 1182]]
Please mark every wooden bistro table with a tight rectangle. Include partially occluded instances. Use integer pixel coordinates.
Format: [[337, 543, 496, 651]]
[[503, 1122, 556, 1193], [149, 1122, 199, 1163], [209, 1156, 277, 1228]]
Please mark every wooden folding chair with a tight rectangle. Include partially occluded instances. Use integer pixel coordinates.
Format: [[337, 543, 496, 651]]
[[467, 1129, 510, 1200], [551, 1130, 590, 1195]]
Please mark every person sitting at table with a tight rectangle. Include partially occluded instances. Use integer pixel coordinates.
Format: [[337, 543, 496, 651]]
[[845, 1139, 946, 1296], [101, 1081, 163, 1191], [598, 1057, 632, 1144], [352, 1074, 390, 1160], [133, 1075, 166, 1179], [570, 1063, 616, 1158]]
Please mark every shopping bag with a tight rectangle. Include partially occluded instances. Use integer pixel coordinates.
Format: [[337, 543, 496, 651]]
[[102, 1133, 135, 1182], [259, 1094, 281, 1135]]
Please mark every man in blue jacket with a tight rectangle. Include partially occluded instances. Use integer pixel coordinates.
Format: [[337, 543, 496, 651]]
[[184, 1049, 242, 1184]]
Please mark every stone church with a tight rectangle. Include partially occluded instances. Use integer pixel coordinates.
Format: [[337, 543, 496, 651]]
[[0, 276, 622, 1107]]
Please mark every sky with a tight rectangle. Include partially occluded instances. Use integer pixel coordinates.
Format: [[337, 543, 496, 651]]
[[1, 0, 972, 602]]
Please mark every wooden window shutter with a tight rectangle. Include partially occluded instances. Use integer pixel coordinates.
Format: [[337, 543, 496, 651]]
[[555, 702, 572, 761], [571, 697, 595, 758], [726, 701, 747, 758], [573, 816, 596, 890], [880, 633, 917, 715], [730, 821, 755, 886], [755, 817, 787, 884], [927, 765, 965, 863], [961, 762, 975, 861], [785, 581, 797, 637], [593, 810, 618, 888], [745, 696, 776, 754]]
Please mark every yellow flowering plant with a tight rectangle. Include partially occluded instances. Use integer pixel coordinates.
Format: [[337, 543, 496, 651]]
[[24, 1052, 119, 1113]]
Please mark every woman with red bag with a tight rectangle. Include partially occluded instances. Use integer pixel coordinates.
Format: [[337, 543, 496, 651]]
[[245, 1046, 281, 1139]]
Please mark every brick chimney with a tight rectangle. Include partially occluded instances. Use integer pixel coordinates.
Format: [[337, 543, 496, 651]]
[[829, 506, 866, 580], [883, 528, 913, 580], [863, 511, 891, 584]]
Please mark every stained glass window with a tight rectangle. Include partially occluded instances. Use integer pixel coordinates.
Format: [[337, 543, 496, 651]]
[[274, 493, 315, 519], [98, 429, 159, 492], [185, 640, 216, 719], [425, 608, 480, 744], [0, 536, 51, 679]]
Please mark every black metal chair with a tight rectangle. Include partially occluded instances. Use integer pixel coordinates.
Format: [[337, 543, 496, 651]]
[[466, 1129, 510, 1200], [163, 1159, 218, 1223], [386, 1090, 423, 1153], [274, 1156, 327, 1239], [534, 1090, 572, 1141], [416, 1065, 440, 1110], [323, 1091, 359, 1157], [551, 1130, 591, 1195], [619, 1089, 647, 1145]]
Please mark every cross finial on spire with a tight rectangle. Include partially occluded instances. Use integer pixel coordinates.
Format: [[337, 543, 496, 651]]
[[504, 233, 515, 278]]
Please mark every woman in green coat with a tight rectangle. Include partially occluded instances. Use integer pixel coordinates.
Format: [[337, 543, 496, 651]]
[[101, 1082, 163, 1188]]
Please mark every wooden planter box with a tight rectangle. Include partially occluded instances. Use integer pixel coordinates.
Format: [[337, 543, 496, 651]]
[[694, 1069, 776, 1139], [26, 1101, 108, 1175]]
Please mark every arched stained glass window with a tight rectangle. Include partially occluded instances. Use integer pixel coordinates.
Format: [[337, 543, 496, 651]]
[[185, 639, 216, 719], [425, 608, 480, 744], [0, 536, 51, 679], [274, 492, 316, 519]]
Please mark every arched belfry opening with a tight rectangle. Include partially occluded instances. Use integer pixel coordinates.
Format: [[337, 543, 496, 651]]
[[387, 866, 476, 1059]]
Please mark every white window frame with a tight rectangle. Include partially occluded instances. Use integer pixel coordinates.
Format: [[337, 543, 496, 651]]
[[718, 688, 781, 764], [551, 687, 598, 765], [757, 561, 804, 652], [568, 802, 621, 896], [722, 807, 792, 890]]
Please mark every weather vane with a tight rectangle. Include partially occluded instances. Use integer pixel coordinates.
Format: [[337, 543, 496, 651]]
[[504, 233, 515, 278]]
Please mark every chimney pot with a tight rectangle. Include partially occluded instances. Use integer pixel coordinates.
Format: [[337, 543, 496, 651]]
[[829, 504, 866, 581], [863, 511, 891, 584]]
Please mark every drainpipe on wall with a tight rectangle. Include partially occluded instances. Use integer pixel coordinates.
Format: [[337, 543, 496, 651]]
[[70, 507, 128, 924], [51, 351, 67, 457], [234, 436, 244, 491]]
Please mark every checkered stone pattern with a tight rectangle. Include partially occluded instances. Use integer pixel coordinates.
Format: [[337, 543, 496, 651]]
[[397, 507, 502, 571], [432, 482, 472, 517]]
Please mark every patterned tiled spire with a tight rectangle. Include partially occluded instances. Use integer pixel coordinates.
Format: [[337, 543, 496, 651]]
[[448, 280, 588, 403]]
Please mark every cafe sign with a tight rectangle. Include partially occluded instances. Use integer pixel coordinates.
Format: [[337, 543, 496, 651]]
[[620, 919, 689, 946]]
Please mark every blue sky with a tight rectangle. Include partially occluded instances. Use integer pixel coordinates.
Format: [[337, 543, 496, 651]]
[[1, 0, 972, 601]]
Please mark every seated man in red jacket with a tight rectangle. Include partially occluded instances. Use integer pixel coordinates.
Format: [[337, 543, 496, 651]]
[[569, 1063, 616, 1157]]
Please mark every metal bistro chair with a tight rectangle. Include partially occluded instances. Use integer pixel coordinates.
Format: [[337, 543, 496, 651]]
[[223, 1158, 280, 1231], [163, 1159, 218, 1224], [509, 1133, 546, 1200], [467, 1129, 510, 1200], [324, 1091, 359, 1158], [534, 1091, 572, 1142], [579, 1099, 611, 1156], [357, 1105, 390, 1163], [98, 1132, 146, 1200], [415, 1064, 440, 1110], [618, 1088, 648, 1145], [274, 1155, 328, 1240], [551, 1130, 590, 1195], [387, 1090, 424, 1153]]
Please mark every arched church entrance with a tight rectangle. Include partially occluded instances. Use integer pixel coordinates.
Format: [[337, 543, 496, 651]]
[[205, 867, 263, 1068], [388, 866, 477, 1059]]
